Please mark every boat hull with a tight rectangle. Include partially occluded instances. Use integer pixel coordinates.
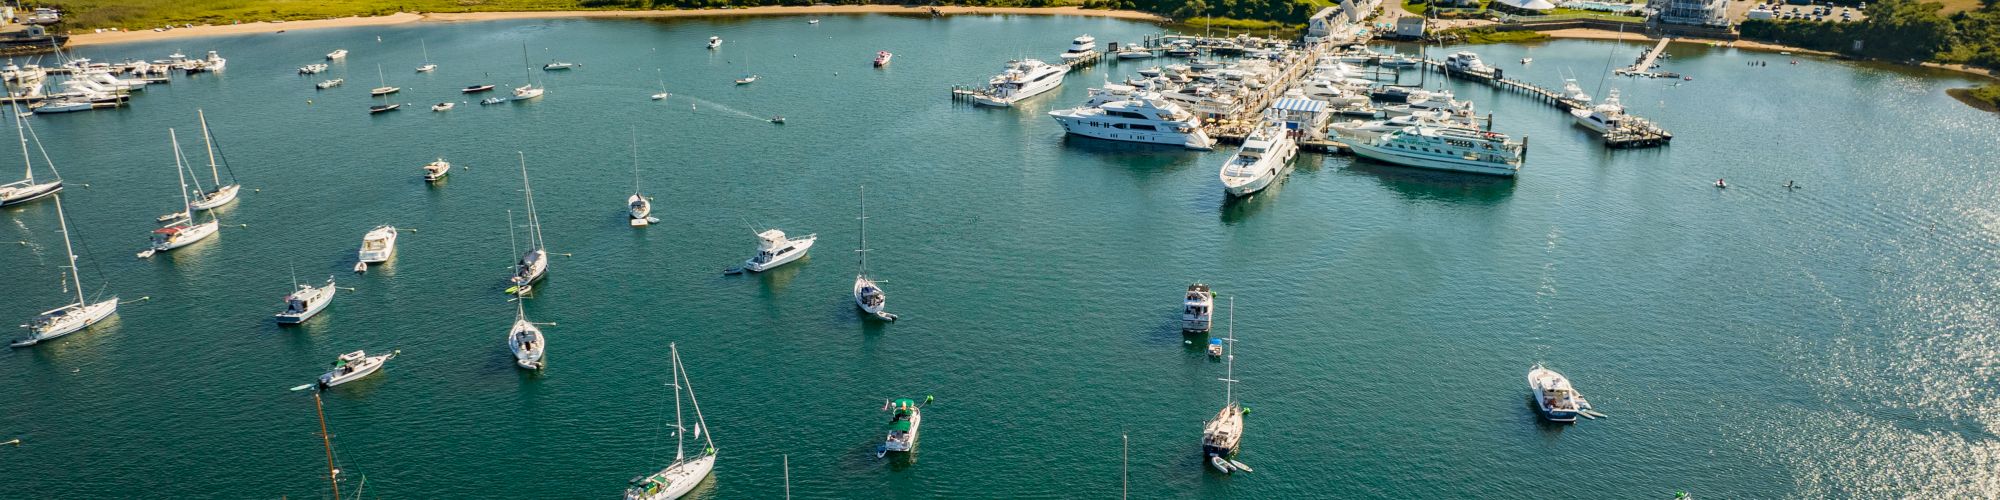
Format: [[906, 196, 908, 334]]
[[152, 220, 220, 253], [744, 238, 813, 273], [854, 276, 886, 315], [190, 184, 239, 211], [1221, 169, 1278, 197], [625, 454, 716, 500], [510, 321, 545, 370], [1051, 114, 1214, 150], [320, 353, 392, 388], [11, 298, 117, 348], [0, 180, 61, 207], [1570, 110, 1613, 134], [275, 286, 336, 325], [1349, 142, 1519, 177]]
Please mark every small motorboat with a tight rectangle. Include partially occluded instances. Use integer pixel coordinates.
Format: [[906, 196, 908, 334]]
[[1521, 57, 1533, 64], [1228, 459, 1255, 473], [275, 276, 338, 325], [650, 91, 670, 101], [769, 116, 785, 125], [742, 229, 815, 272], [315, 78, 342, 89], [462, 84, 496, 93], [423, 158, 450, 182], [1527, 364, 1586, 422], [874, 51, 893, 68], [809, 19, 820, 24], [480, 97, 505, 105], [318, 350, 396, 389], [735, 74, 758, 85], [543, 61, 576, 71], [356, 225, 398, 265], [431, 102, 454, 112], [707, 36, 722, 50], [1714, 178, 1728, 189], [368, 104, 400, 114], [326, 49, 348, 60], [1207, 338, 1224, 357]]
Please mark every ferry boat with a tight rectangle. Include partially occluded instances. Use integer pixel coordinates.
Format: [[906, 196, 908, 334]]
[[1348, 126, 1526, 177], [742, 229, 815, 273], [1527, 364, 1582, 422], [1217, 122, 1298, 197], [275, 276, 337, 325], [873, 51, 893, 68], [1569, 88, 1626, 134], [1182, 284, 1214, 333], [1048, 92, 1214, 150], [968, 59, 1068, 107], [1060, 34, 1097, 62], [318, 350, 396, 389]]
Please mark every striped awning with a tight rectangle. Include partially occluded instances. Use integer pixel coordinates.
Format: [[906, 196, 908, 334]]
[[1271, 98, 1327, 113]]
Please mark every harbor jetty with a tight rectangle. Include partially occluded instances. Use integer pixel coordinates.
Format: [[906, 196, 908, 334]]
[[1615, 37, 1679, 78]]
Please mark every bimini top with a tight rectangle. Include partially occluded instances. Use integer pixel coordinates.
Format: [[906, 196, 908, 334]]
[[756, 229, 789, 250], [1271, 97, 1327, 113]]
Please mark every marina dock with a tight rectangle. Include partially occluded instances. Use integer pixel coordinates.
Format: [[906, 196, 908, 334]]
[[1615, 37, 1679, 78], [1420, 58, 1674, 148]]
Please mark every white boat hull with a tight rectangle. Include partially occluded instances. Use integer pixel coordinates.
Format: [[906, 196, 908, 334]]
[[1052, 115, 1214, 150], [319, 352, 394, 388], [625, 454, 715, 500], [275, 284, 336, 325], [1570, 109, 1614, 134], [744, 237, 813, 273], [854, 276, 886, 315], [190, 184, 239, 211], [151, 220, 219, 253], [510, 320, 545, 370], [358, 227, 397, 263], [1349, 141, 1520, 177], [0, 180, 61, 207], [12, 298, 117, 347]]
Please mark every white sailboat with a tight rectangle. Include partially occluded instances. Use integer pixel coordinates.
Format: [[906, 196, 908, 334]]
[[508, 300, 545, 370], [11, 193, 118, 348], [734, 51, 757, 85], [507, 153, 549, 295], [624, 343, 717, 500], [415, 39, 436, 73], [139, 129, 220, 259], [513, 44, 545, 101], [628, 131, 655, 227], [651, 69, 671, 100], [0, 101, 61, 207], [187, 109, 240, 211], [853, 186, 893, 321], [369, 64, 399, 96], [1201, 297, 1245, 473]]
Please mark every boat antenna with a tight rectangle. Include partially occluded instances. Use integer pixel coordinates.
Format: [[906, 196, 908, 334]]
[[313, 391, 342, 500]]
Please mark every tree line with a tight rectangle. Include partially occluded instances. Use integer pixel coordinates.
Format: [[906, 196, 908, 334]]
[[1739, 0, 2000, 68], [578, 0, 1325, 24]]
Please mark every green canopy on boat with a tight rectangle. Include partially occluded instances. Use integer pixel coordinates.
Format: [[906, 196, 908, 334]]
[[889, 420, 912, 432], [892, 398, 916, 408]]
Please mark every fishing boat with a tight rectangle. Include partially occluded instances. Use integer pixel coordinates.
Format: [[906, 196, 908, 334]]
[[624, 343, 717, 500], [853, 187, 892, 320], [1569, 88, 1626, 134], [1217, 121, 1298, 197], [275, 276, 337, 325], [140, 130, 221, 259], [627, 134, 655, 227], [1201, 298, 1245, 472], [507, 153, 550, 294], [513, 44, 546, 101], [326, 49, 348, 60], [317, 349, 396, 388], [543, 61, 576, 71], [873, 51, 893, 67], [1527, 364, 1584, 422], [742, 229, 814, 273], [356, 225, 397, 266], [0, 103, 62, 207], [463, 84, 496, 93], [706, 36, 722, 50], [315, 78, 342, 89], [509, 300, 545, 370], [187, 110, 240, 211], [432, 102, 454, 112], [879, 396, 929, 458], [369, 64, 399, 96], [423, 158, 450, 182], [11, 194, 118, 348], [416, 39, 436, 73], [1182, 283, 1213, 333]]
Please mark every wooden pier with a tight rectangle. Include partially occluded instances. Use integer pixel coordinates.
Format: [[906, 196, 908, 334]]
[[1421, 59, 1673, 148], [1203, 42, 1330, 144], [1616, 37, 1673, 77]]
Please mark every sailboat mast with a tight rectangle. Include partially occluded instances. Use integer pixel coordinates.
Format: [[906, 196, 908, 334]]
[[169, 129, 195, 215], [53, 194, 84, 305], [679, 345, 714, 450], [671, 342, 685, 461], [506, 209, 519, 260], [517, 152, 543, 250], [13, 101, 31, 183], [198, 109, 221, 186], [421, 39, 430, 64], [521, 43, 533, 86], [1223, 297, 1235, 405], [313, 392, 342, 500], [630, 128, 640, 195], [856, 186, 868, 274]]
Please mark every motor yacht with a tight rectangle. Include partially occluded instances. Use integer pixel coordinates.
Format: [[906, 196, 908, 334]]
[[1217, 122, 1298, 197], [1049, 93, 1213, 150], [1348, 126, 1526, 177], [742, 229, 814, 272], [967, 59, 1068, 107]]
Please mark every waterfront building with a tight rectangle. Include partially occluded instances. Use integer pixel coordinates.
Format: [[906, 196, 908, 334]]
[[1650, 0, 1732, 27]]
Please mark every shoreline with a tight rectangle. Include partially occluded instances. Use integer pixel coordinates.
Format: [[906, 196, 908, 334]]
[[1537, 28, 1997, 82], [67, 6, 1163, 48]]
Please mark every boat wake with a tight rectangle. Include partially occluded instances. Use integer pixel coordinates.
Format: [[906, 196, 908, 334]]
[[676, 94, 765, 122]]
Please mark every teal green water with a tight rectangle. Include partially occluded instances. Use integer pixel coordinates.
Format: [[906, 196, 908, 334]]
[[3, 15, 1997, 498]]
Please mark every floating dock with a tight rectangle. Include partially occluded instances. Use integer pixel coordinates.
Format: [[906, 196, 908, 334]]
[[1419, 59, 1673, 148]]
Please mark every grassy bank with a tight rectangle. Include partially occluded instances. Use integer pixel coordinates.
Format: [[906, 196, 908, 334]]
[[1947, 83, 2000, 112], [1444, 27, 1550, 44], [1171, 16, 1303, 36], [51, 0, 588, 29]]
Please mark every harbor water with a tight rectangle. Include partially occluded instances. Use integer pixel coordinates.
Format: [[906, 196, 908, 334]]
[[2, 14, 1997, 498]]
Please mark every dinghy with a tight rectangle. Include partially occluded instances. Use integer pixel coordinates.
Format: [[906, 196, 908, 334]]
[[318, 350, 396, 388]]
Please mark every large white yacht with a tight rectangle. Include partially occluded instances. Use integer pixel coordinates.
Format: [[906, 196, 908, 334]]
[[1330, 110, 1480, 142], [1444, 51, 1493, 76], [742, 229, 815, 272], [1570, 88, 1626, 134], [1060, 34, 1097, 62], [1348, 126, 1526, 177], [1049, 93, 1214, 150], [969, 59, 1068, 107], [1217, 122, 1298, 197]]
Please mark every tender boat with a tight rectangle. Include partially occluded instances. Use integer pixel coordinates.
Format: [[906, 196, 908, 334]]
[[880, 396, 928, 457], [1206, 338, 1224, 357], [317, 350, 395, 389], [316, 78, 343, 89], [423, 158, 450, 181], [742, 229, 815, 273], [1049, 92, 1214, 150], [326, 49, 348, 60], [11, 194, 118, 348], [1182, 284, 1213, 333], [356, 225, 397, 265], [1348, 125, 1526, 177], [706, 36, 722, 50], [623, 343, 717, 500], [873, 51, 893, 67], [509, 301, 545, 370], [432, 102, 454, 112], [1217, 121, 1299, 197], [142, 130, 221, 258], [1527, 364, 1583, 422], [543, 61, 576, 71], [1060, 34, 1097, 62], [967, 59, 1069, 107], [275, 276, 337, 324], [463, 84, 496, 93]]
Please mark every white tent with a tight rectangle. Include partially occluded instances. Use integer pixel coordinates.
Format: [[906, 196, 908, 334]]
[[1495, 0, 1558, 10]]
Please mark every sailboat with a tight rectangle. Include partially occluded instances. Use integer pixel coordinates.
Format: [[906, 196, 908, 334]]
[[311, 392, 353, 500], [651, 69, 670, 101], [138, 129, 220, 259], [508, 299, 545, 370], [1201, 297, 1245, 474], [627, 131, 654, 227], [0, 101, 61, 207], [624, 342, 717, 500], [513, 44, 545, 101], [415, 39, 436, 73], [506, 153, 549, 295], [735, 51, 757, 85], [369, 64, 399, 96], [187, 109, 240, 211], [853, 186, 893, 321], [11, 193, 118, 348]]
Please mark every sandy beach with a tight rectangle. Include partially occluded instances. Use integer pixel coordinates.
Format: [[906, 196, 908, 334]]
[[1541, 28, 1996, 81], [67, 6, 1161, 48]]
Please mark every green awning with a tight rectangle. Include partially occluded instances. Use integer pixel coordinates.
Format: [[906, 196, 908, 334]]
[[890, 420, 912, 431]]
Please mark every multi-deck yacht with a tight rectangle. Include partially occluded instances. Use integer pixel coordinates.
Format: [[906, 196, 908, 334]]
[[1347, 126, 1526, 177], [968, 59, 1068, 107], [1049, 92, 1214, 149], [1216, 121, 1298, 197], [1060, 35, 1097, 62]]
